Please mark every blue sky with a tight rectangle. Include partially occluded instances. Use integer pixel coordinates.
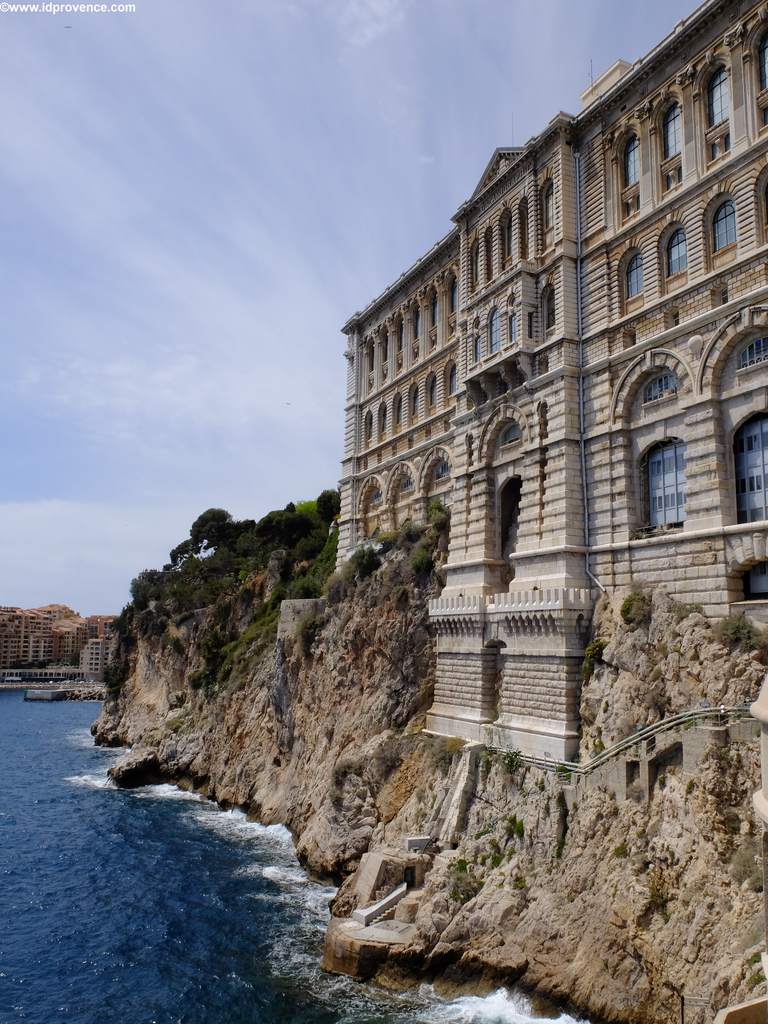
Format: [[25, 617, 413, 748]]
[[1, 0, 696, 614]]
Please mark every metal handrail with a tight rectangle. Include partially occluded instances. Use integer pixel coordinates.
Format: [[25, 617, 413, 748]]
[[501, 704, 753, 777]]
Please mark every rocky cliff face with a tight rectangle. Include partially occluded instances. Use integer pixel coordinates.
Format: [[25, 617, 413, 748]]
[[95, 559, 768, 1024]]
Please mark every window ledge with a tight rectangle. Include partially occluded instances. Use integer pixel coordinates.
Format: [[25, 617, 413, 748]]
[[625, 294, 645, 314], [712, 243, 737, 268], [736, 358, 768, 380], [641, 391, 679, 415]]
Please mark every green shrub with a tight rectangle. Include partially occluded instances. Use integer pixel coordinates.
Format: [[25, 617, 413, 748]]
[[490, 852, 503, 869], [613, 841, 628, 858], [410, 543, 434, 576], [513, 874, 527, 890], [715, 613, 767, 654], [427, 499, 450, 528], [621, 590, 652, 628], [501, 749, 523, 774], [672, 601, 704, 622], [454, 858, 468, 874], [349, 545, 381, 579], [581, 638, 607, 681]]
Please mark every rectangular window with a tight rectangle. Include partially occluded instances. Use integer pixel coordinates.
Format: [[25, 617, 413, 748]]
[[509, 314, 517, 344], [527, 312, 534, 339]]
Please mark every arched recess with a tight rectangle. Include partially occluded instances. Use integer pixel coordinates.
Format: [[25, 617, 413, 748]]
[[479, 402, 530, 466], [385, 461, 417, 529], [357, 475, 384, 538], [418, 446, 453, 496], [697, 305, 768, 395], [610, 347, 695, 426], [725, 529, 768, 603]]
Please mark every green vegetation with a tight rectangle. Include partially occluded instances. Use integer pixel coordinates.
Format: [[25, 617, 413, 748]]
[[612, 841, 628, 858], [715, 613, 768, 656], [500, 749, 523, 775], [513, 874, 527, 890], [671, 600, 704, 622], [581, 638, 607, 681], [620, 590, 652, 628]]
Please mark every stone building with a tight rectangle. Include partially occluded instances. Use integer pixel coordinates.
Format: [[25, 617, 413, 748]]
[[337, 0, 768, 759]]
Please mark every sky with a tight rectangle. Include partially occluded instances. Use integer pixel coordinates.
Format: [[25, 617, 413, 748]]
[[0, 0, 697, 614]]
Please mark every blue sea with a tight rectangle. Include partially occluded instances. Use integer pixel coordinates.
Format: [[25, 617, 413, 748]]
[[0, 691, 585, 1024]]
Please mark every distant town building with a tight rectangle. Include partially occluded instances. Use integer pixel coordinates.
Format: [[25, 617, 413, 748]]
[[0, 605, 114, 679]]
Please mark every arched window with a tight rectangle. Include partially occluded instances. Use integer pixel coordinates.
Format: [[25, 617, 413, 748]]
[[400, 471, 414, 494], [498, 422, 522, 447], [413, 304, 421, 337], [643, 372, 678, 404], [544, 288, 555, 331], [364, 410, 373, 442], [626, 253, 644, 298], [713, 200, 737, 251], [666, 229, 688, 276], [518, 200, 528, 259], [430, 292, 438, 327], [393, 393, 402, 430], [446, 362, 457, 396], [427, 374, 437, 408], [647, 439, 687, 527], [500, 212, 512, 262], [433, 459, 450, 482], [739, 338, 768, 369], [488, 308, 501, 353], [378, 403, 387, 437], [542, 183, 554, 230], [470, 240, 480, 287], [449, 278, 457, 313], [735, 415, 768, 523], [760, 35, 768, 91], [410, 385, 419, 420], [484, 226, 493, 281], [472, 336, 481, 364], [366, 343, 374, 374], [381, 333, 388, 364], [663, 103, 682, 159], [708, 67, 729, 126], [397, 320, 404, 351], [624, 136, 639, 187]]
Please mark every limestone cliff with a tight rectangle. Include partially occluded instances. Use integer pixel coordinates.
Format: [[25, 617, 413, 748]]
[[96, 552, 768, 1024]]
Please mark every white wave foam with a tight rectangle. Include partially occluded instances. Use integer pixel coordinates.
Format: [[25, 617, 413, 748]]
[[421, 988, 586, 1024], [65, 772, 115, 790], [66, 728, 97, 749], [132, 784, 203, 802], [261, 864, 309, 886]]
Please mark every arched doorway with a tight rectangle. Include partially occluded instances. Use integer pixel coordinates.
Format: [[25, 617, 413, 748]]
[[735, 414, 768, 524]]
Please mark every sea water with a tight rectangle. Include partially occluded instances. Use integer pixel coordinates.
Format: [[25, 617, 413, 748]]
[[0, 691, 585, 1024]]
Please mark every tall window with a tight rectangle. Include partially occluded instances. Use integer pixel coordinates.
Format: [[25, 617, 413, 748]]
[[381, 333, 388, 363], [760, 35, 768, 91], [470, 241, 480, 287], [713, 200, 737, 251], [489, 308, 501, 353], [430, 293, 438, 327], [394, 394, 402, 429], [518, 200, 528, 259], [472, 336, 481, 364], [398, 320, 404, 351], [739, 338, 768, 369], [735, 415, 768, 523], [413, 305, 421, 337], [410, 386, 419, 420], [667, 229, 688, 276], [708, 67, 729, 126], [484, 226, 493, 281], [542, 183, 554, 230], [366, 344, 374, 373], [450, 278, 457, 313], [427, 374, 437, 408], [364, 411, 373, 441], [544, 288, 555, 331], [643, 372, 678, 404], [378, 403, 387, 437], [663, 104, 682, 159], [509, 309, 517, 345], [626, 253, 644, 298], [501, 213, 512, 262], [647, 439, 687, 527], [447, 363, 457, 395], [624, 136, 640, 187]]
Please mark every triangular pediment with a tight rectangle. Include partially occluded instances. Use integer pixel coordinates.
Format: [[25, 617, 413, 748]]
[[471, 147, 523, 199]]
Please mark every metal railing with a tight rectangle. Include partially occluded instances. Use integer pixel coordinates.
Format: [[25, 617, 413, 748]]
[[499, 704, 754, 778]]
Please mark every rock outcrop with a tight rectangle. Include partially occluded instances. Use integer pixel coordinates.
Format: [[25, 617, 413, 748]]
[[94, 560, 768, 1024]]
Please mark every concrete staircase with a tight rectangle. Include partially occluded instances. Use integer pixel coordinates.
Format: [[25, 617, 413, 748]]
[[433, 743, 480, 849], [351, 882, 407, 927]]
